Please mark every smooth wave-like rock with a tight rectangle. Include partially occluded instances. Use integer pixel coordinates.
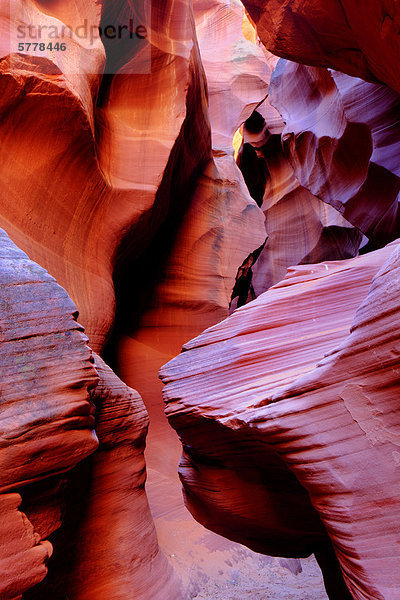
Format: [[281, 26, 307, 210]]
[[241, 0, 400, 93], [0, 0, 215, 353], [3, 0, 400, 598], [269, 60, 400, 247], [113, 1, 270, 594], [0, 494, 52, 600], [161, 240, 400, 599], [116, 0, 267, 404], [249, 244, 400, 600], [236, 106, 362, 302], [194, 0, 270, 153]]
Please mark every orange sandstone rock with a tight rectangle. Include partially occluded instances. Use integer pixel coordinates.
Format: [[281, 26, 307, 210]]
[[27, 356, 184, 600], [246, 246, 400, 600], [0, 228, 98, 492], [0, 0, 214, 354], [0, 494, 53, 600]]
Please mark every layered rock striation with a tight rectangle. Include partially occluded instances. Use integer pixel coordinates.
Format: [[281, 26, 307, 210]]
[[0, 225, 182, 599], [161, 240, 400, 599], [0, 228, 98, 598], [2, 0, 400, 598], [26, 356, 183, 600]]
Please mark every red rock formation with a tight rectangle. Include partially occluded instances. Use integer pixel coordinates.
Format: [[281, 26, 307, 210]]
[[0, 494, 52, 600], [114, 0, 267, 434], [112, 1, 273, 593], [0, 0, 213, 353], [241, 0, 400, 93], [74, 356, 182, 600], [161, 240, 400, 599], [193, 0, 270, 153], [0, 225, 183, 599], [1, 0, 269, 596], [0, 228, 98, 494], [26, 356, 183, 600], [200, 4, 357, 300], [0, 228, 98, 598], [3, 0, 400, 598], [249, 244, 400, 600]]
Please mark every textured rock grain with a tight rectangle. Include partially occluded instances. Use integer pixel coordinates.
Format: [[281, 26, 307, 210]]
[[0, 228, 98, 492], [161, 240, 400, 599], [26, 356, 184, 600], [0, 228, 98, 598]]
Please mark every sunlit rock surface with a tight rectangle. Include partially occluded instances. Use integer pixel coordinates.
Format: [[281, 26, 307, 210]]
[[0, 0, 212, 353], [113, 2, 273, 595], [194, 0, 270, 152], [161, 240, 400, 599], [236, 53, 400, 299], [236, 109, 362, 300], [2, 0, 400, 598]]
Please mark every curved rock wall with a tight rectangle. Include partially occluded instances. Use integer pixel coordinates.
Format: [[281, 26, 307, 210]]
[[161, 240, 400, 599], [0, 226, 182, 599], [242, 0, 400, 93], [239, 126, 362, 296], [2, 0, 400, 598], [25, 356, 183, 600], [269, 60, 400, 247]]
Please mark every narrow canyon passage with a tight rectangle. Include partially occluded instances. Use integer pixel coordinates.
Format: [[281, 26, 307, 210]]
[[116, 332, 328, 599], [2, 0, 400, 598]]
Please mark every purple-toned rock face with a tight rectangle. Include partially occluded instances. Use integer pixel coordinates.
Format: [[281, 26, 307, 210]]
[[0, 228, 183, 600], [269, 60, 400, 247], [0, 229, 98, 598]]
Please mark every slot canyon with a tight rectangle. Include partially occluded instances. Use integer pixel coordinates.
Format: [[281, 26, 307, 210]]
[[1, 1, 400, 599]]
